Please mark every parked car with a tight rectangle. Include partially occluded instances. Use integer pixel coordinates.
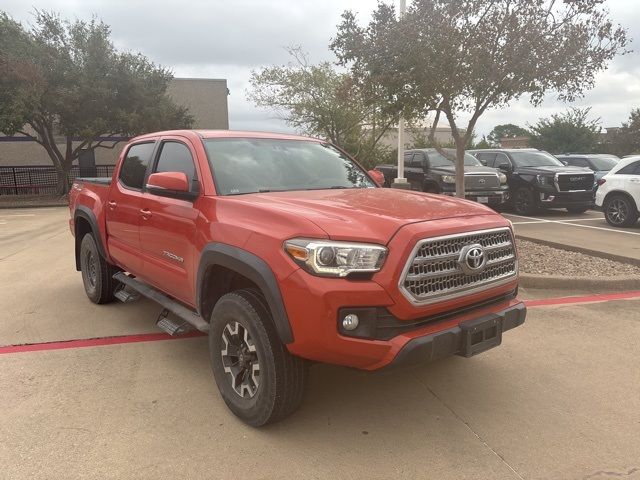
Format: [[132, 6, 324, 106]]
[[469, 148, 595, 215], [375, 148, 509, 207], [69, 130, 526, 426], [595, 155, 640, 227], [555, 153, 620, 183]]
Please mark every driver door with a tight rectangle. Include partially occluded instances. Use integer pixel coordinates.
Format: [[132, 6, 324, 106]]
[[139, 137, 201, 305]]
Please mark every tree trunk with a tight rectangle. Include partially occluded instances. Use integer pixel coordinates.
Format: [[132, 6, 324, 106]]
[[455, 141, 466, 198], [54, 163, 71, 195]]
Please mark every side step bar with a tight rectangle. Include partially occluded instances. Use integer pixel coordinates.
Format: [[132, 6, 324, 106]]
[[113, 272, 209, 333]]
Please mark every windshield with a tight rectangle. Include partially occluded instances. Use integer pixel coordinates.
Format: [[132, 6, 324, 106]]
[[204, 138, 375, 195], [510, 151, 564, 167], [590, 156, 619, 171], [428, 150, 482, 167]]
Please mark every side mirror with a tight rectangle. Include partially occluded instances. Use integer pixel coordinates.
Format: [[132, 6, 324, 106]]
[[498, 163, 512, 173], [146, 172, 198, 200], [368, 169, 385, 187], [561, 160, 568, 166], [479, 159, 487, 166]]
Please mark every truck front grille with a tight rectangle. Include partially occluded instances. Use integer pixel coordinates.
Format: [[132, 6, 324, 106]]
[[465, 174, 500, 190], [400, 228, 517, 304], [556, 173, 594, 191]]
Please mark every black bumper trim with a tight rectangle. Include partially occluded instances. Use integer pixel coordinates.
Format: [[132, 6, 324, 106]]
[[390, 302, 526, 367]]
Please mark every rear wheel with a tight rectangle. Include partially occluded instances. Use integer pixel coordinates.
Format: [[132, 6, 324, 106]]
[[603, 194, 639, 227], [209, 289, 306, 427], [513, 188, 537, 215], [566, 207, 589, 214], [79, 233, 119, 304]]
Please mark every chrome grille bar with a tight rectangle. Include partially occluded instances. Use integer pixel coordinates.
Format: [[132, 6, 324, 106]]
[[399, 227, 518, 305]]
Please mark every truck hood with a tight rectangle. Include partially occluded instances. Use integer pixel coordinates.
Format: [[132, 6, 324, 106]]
[[431, 165, 499, 175], [515, 165, 593, 175], [233, 188, 497, 244]]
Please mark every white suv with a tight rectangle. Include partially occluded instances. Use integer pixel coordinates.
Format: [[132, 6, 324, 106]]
[[595, 155, 640, 227]]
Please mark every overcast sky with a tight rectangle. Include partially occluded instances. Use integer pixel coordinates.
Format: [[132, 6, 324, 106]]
[[4, 0, 640, 137]]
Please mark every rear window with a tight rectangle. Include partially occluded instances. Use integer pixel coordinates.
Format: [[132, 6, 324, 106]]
[[119, 143, 155, 189]]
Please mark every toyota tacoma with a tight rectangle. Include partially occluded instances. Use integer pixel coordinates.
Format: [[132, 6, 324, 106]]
[[69, 130, 526, 426]]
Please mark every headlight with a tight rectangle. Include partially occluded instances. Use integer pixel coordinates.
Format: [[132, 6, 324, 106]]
[[284, 239, 387, 277], [536, 175, 553, 186], [498, 173, 507, 184], [441, 175, 456, 184]]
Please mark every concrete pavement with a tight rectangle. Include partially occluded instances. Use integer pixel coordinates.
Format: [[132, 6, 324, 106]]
[[504, 209, 640, 263], [1, 207, 640, 479]]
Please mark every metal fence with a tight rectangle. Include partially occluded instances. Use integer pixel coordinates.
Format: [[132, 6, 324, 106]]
[[0, 165, 115, 196]]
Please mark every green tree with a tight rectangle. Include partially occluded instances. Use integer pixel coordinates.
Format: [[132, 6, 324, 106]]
[[608, 108, 640, 156], [487, 124, 530, 147], [247, 48, 395, 168], [528, 108, 601, 154], [331, 0, 628, 197], [473, 135, 491, 149], [0, 11, 192, 194]]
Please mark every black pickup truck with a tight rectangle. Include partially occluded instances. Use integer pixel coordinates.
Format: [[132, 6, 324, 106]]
[[469, 149, 595, 215], [375, 148, 509, 207]]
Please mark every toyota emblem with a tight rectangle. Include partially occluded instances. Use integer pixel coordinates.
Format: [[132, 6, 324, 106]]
[[458, 244, 487, 275]]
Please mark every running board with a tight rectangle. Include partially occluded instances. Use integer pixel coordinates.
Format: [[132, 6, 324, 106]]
[[113, 272, 209, 333]]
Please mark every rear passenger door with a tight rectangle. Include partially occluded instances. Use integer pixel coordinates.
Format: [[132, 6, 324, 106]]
[[139, 138, 201, 305]]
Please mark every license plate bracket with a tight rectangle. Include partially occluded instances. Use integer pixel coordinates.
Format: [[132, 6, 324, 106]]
[[458, 315, 502, 357]]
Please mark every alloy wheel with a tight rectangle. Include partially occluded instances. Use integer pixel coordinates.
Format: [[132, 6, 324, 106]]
[[220, 321, 260, 398], [607, 198, 628, 225]]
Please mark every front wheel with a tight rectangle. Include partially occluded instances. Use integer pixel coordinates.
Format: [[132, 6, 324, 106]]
[[603, 194, 639, 227], [513, 188, 537, 215], [209, 289, 306, 427]]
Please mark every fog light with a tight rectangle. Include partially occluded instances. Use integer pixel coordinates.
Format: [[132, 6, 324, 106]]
[[342, 314, 359, 331]]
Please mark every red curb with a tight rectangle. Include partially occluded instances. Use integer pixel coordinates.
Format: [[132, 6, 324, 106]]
[[524, 290, 640, 308]]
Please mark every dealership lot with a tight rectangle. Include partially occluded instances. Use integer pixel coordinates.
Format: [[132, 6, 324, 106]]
[[1, 208, 640, 479], [503, 209, 640, 262]]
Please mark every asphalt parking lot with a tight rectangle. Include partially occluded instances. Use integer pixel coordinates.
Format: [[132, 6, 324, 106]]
[[503, 209, 640, 262], [1, 207, 640, 480]]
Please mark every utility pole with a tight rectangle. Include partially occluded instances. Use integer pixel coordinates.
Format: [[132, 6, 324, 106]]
[[392, 0, 410, 190]]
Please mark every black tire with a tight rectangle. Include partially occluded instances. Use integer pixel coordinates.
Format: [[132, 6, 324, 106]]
[[603, 194, 639, 227], [566, 207, 589, 214], [79, 233, 119, 304], [513, 187, 537, 215], [209, 289, 306, 427]]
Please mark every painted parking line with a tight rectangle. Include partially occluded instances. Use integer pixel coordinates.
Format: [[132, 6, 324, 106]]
[[2, 291, 640, 356], [0, 330, 206, 355]]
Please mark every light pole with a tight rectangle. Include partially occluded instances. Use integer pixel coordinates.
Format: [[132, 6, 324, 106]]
[[392, 0, 410, 190]]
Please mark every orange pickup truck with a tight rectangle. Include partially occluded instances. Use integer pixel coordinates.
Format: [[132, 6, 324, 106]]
[[69, 130, 526, 426]]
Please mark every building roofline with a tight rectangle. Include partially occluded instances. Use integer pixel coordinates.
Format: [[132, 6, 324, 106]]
[[172, 77, 227, 83]]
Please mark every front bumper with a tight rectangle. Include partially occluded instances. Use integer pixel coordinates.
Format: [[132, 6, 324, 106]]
[[390, 302, 526, 367], [538, 190, 594, 209], [443, 188, 510, 205]]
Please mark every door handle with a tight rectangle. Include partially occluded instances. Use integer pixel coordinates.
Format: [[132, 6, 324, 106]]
[[140, 208, 152, 219], [107, 201, 117, 209]]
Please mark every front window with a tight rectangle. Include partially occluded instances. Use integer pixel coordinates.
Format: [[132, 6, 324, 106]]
[[203, 139, 375, 195], [510, 151, 564, 167], [428, 150, 482, 167]]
